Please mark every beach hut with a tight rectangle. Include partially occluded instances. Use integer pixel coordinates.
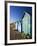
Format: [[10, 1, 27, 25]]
[[15, 11, 31, 35], [22, 12, 30, 34]]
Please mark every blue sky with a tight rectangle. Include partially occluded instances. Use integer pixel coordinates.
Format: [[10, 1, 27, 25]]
[[10, 6, 32, 23]]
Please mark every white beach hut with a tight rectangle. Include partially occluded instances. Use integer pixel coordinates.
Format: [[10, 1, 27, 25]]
[[15, 11, 31, 34]]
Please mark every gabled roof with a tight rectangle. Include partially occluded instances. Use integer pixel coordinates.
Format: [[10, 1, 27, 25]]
[[21, 11, 30, 20]]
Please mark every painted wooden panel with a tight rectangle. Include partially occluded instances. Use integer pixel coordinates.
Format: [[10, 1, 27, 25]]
[[22, 12, 30, 34]]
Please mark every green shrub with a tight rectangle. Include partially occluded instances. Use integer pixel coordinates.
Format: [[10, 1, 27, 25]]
[[21, 32, 32, 39]]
